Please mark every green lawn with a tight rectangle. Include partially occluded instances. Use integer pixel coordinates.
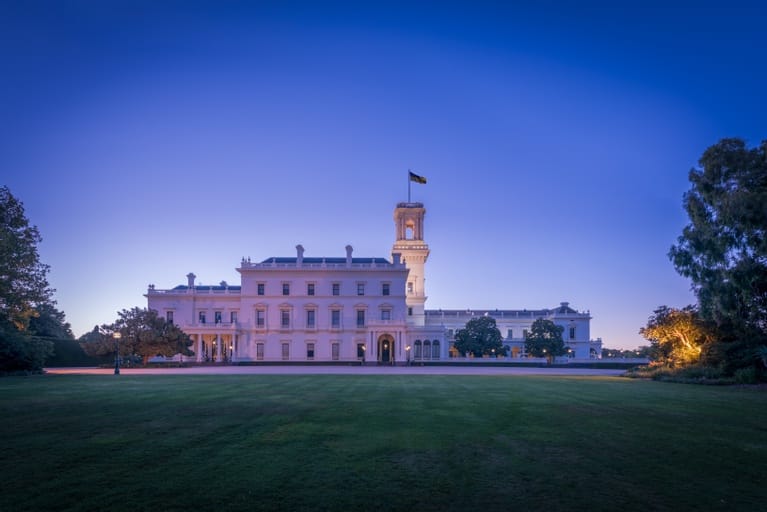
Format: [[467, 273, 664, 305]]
[[1, 375, 765, 512]]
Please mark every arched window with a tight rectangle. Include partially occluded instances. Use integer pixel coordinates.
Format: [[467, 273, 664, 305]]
[[432, 340, 440, 359], [414, 340, 422, 359], [423, 340, 431, 359]]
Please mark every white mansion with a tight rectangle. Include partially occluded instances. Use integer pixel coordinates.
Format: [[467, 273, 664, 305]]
[[146, 202, 602, 363]]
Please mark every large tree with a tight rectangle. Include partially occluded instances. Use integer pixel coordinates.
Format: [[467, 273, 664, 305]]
[[639, 305, 714, 367], [668, 138, 767, 372], [81, 308, 194, 364], [525, 318, 567, 364], [453, 316, 507, 357], [0, 186, 55, 372]]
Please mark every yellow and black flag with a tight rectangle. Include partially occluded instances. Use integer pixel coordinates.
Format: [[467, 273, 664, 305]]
[[409, 170, 427, 184]]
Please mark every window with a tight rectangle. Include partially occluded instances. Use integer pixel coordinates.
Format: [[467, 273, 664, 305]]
[[282, 283, 290, 296], [257, 283, 265, 296], [199, 311, 206, 324], [381, 309, 391, 321], [432, 340, 440, 359], [230, 311, 238, 324], [331, 343, 340, 361], [569, 326, 576, 340], [166, 311, 174, 324], [256, 309, 265, 327], [256, 343, 264, 360], [523, 329, 529, 339], [423, 340, 431, 359], [356, 310, 365, 327], [331, 309, 341, 328], [281, 343, 290, 360], [307, 283, 315, 296], [507, 329, 513, 339], [357, 283, 365, 296], [306, 343, 315, 360], [407, 282, 413, 294], [414, 340, 422, 358], [214, 311, 222, 324], [306, 310, 315, 328], [382, 283, 390, 296], [408, 307, 413, 316], [281, 310, 290, 328], [447, 329, 454, 337], [357, 343, 365, 360], [332, 283, 340, 296]]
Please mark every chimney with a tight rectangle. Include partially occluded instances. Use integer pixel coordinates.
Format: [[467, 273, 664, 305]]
[[186, 272, 196, 288], [345, 245, 353, 267], [296, 244, 304, 267], [392, 252, 401, 265]]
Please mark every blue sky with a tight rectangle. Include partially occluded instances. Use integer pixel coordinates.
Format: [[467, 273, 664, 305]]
[[2, 1, 765, 348]]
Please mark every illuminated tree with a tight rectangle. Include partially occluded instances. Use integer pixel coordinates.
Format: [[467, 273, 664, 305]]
[[639, 306, 714, 366], [525, 318, 567, 364]]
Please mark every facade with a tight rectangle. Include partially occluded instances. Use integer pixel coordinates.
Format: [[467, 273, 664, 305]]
[[146, 202, 602, 363]]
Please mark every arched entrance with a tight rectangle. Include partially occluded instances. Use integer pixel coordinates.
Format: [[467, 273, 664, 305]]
[[377, 334, 395, 364]]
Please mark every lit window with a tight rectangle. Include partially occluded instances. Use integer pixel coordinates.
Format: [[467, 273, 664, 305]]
[[307, 283, 315, 296], [257, 283, 265, 295], [356, 310, 365, 327], [382, 283, 390, 296], [331, 310, 341, 328], [332, 283, 340, 296], [282, 283, 290, 296]]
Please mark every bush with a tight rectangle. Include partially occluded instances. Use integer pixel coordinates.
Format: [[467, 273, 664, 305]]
[[733, 366, 759, 384], [624, 364, 731, 384], [0, 328, 52, 374]]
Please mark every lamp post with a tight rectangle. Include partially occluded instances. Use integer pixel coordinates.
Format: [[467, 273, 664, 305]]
[[361, 345, 366, 365], [113, 332, 121, 375], [405, 345, 411, 366]]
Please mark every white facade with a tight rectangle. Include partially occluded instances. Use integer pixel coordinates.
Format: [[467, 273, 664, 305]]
[[146, 202, 601, 363]]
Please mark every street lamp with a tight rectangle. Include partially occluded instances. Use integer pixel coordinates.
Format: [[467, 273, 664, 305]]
[[113, 332, 122, 375], [405, 345, 411, 366], [361, 345, 366, 365]]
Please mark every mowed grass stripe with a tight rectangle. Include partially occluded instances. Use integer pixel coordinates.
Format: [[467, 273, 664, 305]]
[[1, 375, 765, 512]]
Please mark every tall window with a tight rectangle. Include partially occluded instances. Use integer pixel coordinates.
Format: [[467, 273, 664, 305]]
[[507, 329, 513, 339], [331, 309, 341, 328], [306, 310, 315, 328], [382, 283, 390, 296], [214, 311, 222, 324], [281, 343, 289, 360], [230, 311, 238, 324], [332, 283, 340, 296], [414, 340, 422, 358], [307, 283, 315, 296], [569, 326, 576, 340], [357, 283, 365, 296], [331, 343, 340, 361], [306, 343, 315, 360], [423, 340, 431, 359], [256, 309, 265, 327], [199, 311, 206, 324], [356, 310, 365, 327], [357, 343, 365, 360], [408, 307, 413, 316], [407, 282, 413, 294], [257, 283, 265, 295], [256, 343, 264, 360], [166, 311, 174, 324], [282, 283, 290, 296], [281, 310, 290, 328], [432, 340, 440, 359], [381, 309, 391, 321]]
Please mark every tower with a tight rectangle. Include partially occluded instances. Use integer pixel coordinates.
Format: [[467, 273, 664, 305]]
[[392, 202, 430, 326]]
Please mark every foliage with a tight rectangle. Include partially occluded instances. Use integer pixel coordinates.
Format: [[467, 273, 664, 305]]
[[624, 363, 731, 384], [80, 308, 194, 364], [639, 305, 714, 366], [602, 346, 652, 359], [0, 186, 53, 331], [0, 323, 52, 373], [453, 316, 507, 357], [524, 318, 567, 363], [668, 138, 767, 373]]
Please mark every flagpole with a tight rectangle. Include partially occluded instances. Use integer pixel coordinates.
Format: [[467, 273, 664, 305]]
[[407, 169, 411, 203]]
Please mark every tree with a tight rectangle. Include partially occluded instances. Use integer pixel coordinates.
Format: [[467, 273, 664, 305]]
[[0, 186, 55, 372], [80, 308, 194, 364], [639, 306, 714, 366], [453, 316, 507, 357], [668, 138, 767, 372], [525, 318, 567, 364]]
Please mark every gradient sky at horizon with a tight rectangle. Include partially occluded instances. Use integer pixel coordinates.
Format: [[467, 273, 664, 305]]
[[2, 1, 766, 348]]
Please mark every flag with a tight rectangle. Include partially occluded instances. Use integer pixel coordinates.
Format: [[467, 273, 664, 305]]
[[409, 171, 427, 184]]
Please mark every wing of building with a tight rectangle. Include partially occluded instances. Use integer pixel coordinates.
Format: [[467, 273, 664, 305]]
[[146, 202, 603, 363]]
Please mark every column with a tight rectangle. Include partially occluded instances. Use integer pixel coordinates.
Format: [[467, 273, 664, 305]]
[[216, 333, 222, 362], [196, 334, 203, 362]]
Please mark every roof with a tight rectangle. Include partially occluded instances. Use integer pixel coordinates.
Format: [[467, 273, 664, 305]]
[[425, 306, 586, 317], [260, 257, 391, 265], [172, 285, 242, 291]]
